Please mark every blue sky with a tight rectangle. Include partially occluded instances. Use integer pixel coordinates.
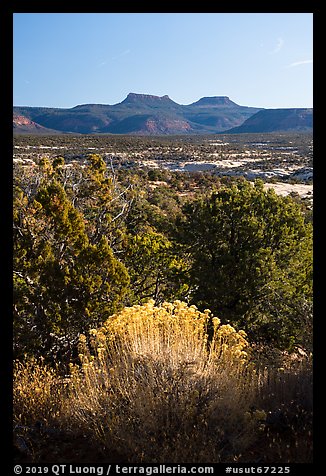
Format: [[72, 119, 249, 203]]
[[13, 13, 313, 109]]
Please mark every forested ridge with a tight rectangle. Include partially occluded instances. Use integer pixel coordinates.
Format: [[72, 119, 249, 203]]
[[13, 151, 313, 463]]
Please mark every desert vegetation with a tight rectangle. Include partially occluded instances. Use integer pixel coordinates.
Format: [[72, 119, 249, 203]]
[[14, 302, 312, 464], [13, 133, 313, 463]]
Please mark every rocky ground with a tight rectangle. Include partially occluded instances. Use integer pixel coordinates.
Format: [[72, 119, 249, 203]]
[[13, 133, 313, 202]]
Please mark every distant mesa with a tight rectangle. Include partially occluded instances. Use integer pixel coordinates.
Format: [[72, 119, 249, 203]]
[[13, 113, 59, 135], [13, 93, 312, 135], [189, 96, 238, 107], [225, 108, 313, 133], [119, 93, 180, 109], [122, 92, 172, 102], [13, 114, 33, 126]]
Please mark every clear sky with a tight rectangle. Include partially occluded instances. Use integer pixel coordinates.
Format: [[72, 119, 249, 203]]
[[13, 13, 313, 109]]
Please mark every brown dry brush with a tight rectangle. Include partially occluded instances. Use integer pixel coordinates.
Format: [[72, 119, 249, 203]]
[[252, 351, 313, 463], [13, 301, 313, 463], [65, 301, 258, 463]]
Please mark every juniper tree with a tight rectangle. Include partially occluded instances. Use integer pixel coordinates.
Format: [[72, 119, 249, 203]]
[[13, 178, 129, 360], [179, 179, 312, 349]]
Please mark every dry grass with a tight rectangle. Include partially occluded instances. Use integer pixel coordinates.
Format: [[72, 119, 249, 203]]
[[13, 301, 313, 463], [13, 358, 66, 427], [253, 355, 313, 463], [65, 301, 262, 463]]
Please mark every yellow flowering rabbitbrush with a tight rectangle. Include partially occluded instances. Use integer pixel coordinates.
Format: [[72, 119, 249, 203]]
[[67, 300, 257, 463]]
